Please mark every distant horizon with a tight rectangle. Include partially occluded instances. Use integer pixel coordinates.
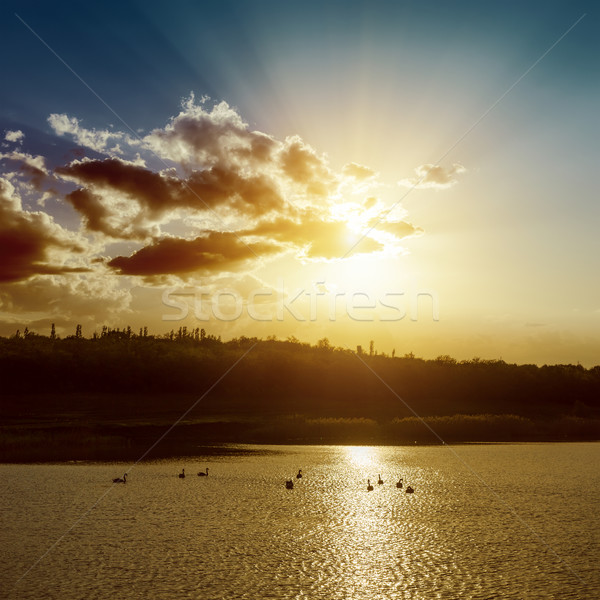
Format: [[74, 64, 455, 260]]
[[5, 322, 599, 369]]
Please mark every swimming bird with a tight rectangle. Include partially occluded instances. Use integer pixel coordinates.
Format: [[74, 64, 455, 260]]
[[396, 478, 403, 489], [198, 467, 209, 477], [367, 479, 374, 491], [178, 469, 185, 479], [112, 474, 127, 483], [286, 480, 294, 489], [378, 474, 384, 485], [296, 469, 302, 479], [405, 485, 414, 493]]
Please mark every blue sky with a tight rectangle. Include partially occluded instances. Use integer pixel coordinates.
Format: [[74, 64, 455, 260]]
[[1, 0, 598, 364], [2, 1, 596, 136]]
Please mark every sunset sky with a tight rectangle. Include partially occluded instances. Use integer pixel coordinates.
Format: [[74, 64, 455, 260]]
[[1, 0, 598, 365]]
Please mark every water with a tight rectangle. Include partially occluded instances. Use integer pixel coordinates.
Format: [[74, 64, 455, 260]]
[[1, 443, 598, 599]]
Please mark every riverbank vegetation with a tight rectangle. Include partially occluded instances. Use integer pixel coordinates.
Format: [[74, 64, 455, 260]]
[[1, 326, 599, 460]]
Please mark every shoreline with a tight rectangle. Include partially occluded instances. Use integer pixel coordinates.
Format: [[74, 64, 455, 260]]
[[2, 421, 598, 463]]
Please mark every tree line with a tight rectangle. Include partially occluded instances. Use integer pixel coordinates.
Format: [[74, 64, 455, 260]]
[[1, 324, 599, 421]]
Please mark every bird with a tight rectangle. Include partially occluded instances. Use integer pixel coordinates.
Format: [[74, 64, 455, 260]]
[[296, 469, 302, 479], [396, 478, 403, 489], [112, 474, 127, 483], [178, 469, 185, 479], [198, 467, 209, 477], [378, 474, 384, 485], [285, 480, 294, 489], [367, 479, 374, 491], [405, 485, 414, 494]]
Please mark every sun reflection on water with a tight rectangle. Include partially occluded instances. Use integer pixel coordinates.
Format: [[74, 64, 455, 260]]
[[300, 445, 454, 599], [346, 445, 378, 469]]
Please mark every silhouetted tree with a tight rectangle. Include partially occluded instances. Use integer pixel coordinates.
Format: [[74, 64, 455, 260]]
[[317, 337, 331, 350]]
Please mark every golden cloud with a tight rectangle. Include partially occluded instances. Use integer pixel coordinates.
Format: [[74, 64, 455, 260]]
[[399, 163, 466, 190]]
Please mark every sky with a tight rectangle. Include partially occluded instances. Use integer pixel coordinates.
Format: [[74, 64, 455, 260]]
[[0, 0, 598, 365]]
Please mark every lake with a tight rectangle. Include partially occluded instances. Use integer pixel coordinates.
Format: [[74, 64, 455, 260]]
[[1, 443, 598, 599]]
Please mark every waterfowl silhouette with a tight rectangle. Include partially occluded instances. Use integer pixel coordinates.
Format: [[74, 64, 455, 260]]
[[178, 469, 185, 479], [396, 478, 403, 489], [296, 469, 302, 479], [198, 468, 209, 477], [405, 485, 414, 493], [112, 474, 127, 483], [285, 480, 294, 489], [367, 479, 374, 491], [378, 474, 384, 485]]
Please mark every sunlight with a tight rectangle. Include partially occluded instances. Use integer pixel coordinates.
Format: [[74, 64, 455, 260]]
[[346, 446, 377, 468], [322, 253, 398, 295]]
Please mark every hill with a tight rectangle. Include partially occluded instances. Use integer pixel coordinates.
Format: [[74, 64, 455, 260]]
[[1, 326, 599, 460]]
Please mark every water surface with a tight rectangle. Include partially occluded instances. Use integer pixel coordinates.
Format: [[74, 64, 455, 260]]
[[2, 443, 598, 599]]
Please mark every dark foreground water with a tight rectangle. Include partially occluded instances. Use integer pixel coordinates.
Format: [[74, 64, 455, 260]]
[[1, 443, 598, 599]]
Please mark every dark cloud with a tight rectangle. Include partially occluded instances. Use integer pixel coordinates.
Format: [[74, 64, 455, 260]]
[[57, 158, 284, 239], [0, 151, 50, 189], [66, 188, 148, 239], [185, 167, 283, 215], [145, 96, 277, 170], [279, 136, 335, 196], [0, 179, 88, 283], [107, 232, 281, 277]]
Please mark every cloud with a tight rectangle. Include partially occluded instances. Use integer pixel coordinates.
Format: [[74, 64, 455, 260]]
[[0, 272, 131, 333], [0, 93, 443, 340], [143, 93, 277, 171], [48, 113, 126, 154], [342, 162, 376, 180], [4, 130, 24, 143], [0, 177, 90, 283], [52, 97, 342, 243], [57, 157, 285, 239], [279, 135, 336, 197], [0, 150, 49, 189], [65, 187, 155, 240], [6, 95, 424, 289], [243, 213, 383, 259], [146, 96, 335, 195], [368, 218, 423, 239], [107, 232, 281, 277], [399, 163, 466, 190]]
